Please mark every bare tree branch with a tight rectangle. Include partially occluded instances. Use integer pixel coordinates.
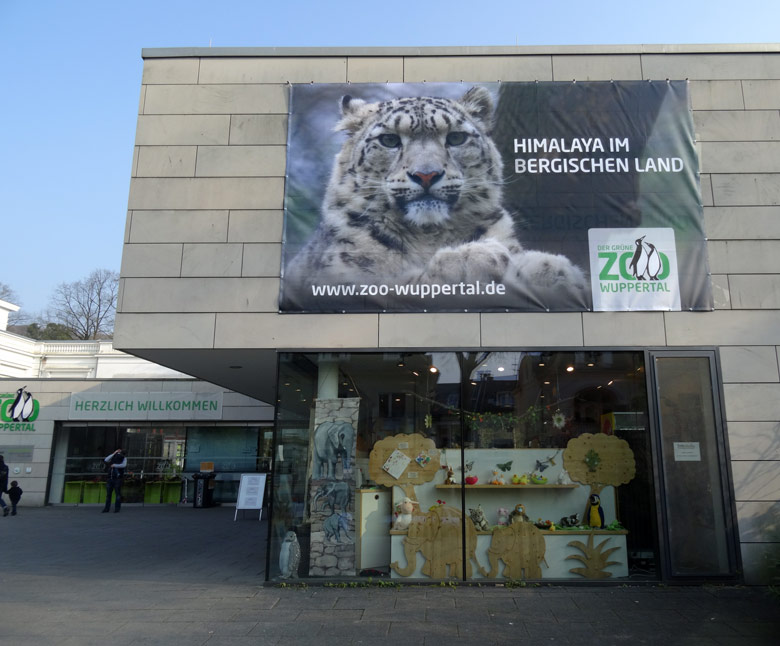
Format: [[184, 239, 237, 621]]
[[48, 269, 119, 339]]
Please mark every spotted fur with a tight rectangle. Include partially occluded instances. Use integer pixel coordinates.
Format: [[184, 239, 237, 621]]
[[284, 87, 587, 309]]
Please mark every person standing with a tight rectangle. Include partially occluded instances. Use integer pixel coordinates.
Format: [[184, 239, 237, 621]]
[[0, 455, 9, 517], [7, 480, 22, 515], [102, 449, 126, 513]]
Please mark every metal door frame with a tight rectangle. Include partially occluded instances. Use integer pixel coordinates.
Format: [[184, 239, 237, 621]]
[[644, 348, 742, 582]]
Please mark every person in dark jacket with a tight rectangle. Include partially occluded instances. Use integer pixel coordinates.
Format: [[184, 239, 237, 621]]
[[7, 480, 22, 516], [102, 449, 126, 513], [0, 455, 9, 517]]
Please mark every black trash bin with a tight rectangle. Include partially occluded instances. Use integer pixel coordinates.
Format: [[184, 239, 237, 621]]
[[192, 472, 216, 508]]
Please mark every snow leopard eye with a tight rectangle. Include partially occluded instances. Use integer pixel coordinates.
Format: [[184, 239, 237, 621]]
[[446, 131, 468, 146], [377, 133, 401, 148]]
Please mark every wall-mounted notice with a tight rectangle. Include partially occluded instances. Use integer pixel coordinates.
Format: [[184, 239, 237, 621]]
[[673, 442, 701, 462], [234, 473, 267, 521]]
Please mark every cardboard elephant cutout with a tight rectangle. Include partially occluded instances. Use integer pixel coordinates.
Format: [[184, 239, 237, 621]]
[[390, 504, 488, 579], [486, 521, 546, 579]]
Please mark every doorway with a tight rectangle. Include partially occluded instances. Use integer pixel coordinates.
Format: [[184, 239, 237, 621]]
[[647, 351, 741, 580]]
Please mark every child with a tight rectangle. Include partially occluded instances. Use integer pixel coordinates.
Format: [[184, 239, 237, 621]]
[[7, 480, 22, 516]]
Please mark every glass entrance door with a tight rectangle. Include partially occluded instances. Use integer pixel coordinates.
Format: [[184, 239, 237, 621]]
[[648, 351, 740, 579]]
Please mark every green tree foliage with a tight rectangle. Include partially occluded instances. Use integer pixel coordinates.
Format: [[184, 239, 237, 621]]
[[23, 322, 74, 340]]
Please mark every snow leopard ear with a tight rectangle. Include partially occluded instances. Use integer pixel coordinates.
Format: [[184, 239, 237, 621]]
[[335, 95, 375, 133], [460, 86, 495, 130]]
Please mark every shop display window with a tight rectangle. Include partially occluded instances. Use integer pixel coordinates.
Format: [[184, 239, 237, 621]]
[[271, 351, 658, 582]]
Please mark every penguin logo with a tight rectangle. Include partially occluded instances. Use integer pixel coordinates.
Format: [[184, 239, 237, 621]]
[[629, 235, 663, 281], [644, 241, 662, 280], [628, 235, 647, 280], [7, 387, 36, 422]]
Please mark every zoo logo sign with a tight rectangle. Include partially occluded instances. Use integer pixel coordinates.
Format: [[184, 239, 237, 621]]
[[588, 228, 681, 311], [1, 387, 40, 431]]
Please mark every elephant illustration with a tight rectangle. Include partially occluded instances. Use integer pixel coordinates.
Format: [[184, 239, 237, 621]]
[[312, 481, 351, 514], [323, 512, 352, 543], [486, 522, 546, 579], [390, 504, 487, 579], [312, 421, 355, 479]]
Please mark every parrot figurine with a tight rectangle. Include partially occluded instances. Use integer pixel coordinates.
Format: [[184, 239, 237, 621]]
[[586, 493, 605, 529]]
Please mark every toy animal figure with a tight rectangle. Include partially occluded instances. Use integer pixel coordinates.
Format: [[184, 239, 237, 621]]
[[393, 497, 419, 531], [444, 466, 456, 485], [278, 530, 301, 579], [557, 468, 573, 485], [585, 493, 605, 529], [490, 470, 505, 485], [468, 505, 490, 531], [323, 512, 352, 542], [508, 503, 530, 524], [559, 513, 579, 528], [497, 507, 510, 526]]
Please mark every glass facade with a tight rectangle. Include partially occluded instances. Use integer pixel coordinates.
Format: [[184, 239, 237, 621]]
[[270, 351, 658, 582], [51, 424, 272, 505]]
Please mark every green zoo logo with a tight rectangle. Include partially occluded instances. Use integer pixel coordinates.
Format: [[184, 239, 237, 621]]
[[0, 392, 40, 422], [597, 251, 671, 281]]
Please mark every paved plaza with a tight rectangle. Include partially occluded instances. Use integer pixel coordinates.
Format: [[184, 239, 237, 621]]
[[1, 505, 777, 645]]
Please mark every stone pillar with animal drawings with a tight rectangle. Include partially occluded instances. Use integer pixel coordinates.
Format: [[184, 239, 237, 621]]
[[307, 397, 359, 577]]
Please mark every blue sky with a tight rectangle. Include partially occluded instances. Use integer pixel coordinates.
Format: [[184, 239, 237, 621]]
[[1, 0, 777, 316]]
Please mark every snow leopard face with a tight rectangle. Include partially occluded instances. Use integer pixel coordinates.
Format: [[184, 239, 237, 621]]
[[324, 87, 505, 236]]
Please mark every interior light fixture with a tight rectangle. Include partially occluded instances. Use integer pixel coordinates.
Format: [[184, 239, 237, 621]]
[[470, 381, 477, 386], [543, 380, 551, 385], [538, 362, 545, 367], [608, 380, 614, 386], [566, 365, 575, 372], [497, 366, 505, 372], [429, 366, 439, 374], [412, 371, 419, 377]]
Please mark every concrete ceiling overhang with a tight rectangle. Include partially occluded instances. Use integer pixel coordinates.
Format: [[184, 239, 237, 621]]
[[123, 348, 278, 405]]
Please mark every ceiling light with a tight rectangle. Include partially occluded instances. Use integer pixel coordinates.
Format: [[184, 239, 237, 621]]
[[429, 366, 438, 374], [497, 366, 505, 372], [566, 366, 574, 372]]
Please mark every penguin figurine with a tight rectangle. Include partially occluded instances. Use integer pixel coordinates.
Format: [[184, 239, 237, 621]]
[[586, 493, 605, 529], [628, 236, 647, 280], [278, 530, 301, 579], [644, 241, 662, 280]]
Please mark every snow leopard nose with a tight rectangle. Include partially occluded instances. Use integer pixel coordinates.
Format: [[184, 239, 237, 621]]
[[408, 170, 443, 190]]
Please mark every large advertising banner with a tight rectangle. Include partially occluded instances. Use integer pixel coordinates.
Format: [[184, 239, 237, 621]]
[[280, 81, 711, 313]]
